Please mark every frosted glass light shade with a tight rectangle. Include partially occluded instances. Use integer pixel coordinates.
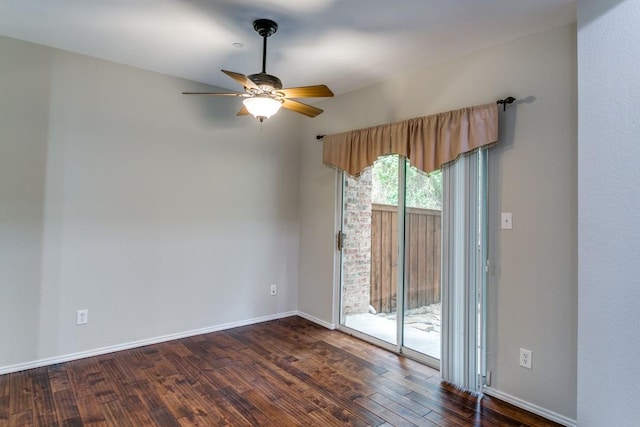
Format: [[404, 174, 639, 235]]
[[243, 97, 282, 121]]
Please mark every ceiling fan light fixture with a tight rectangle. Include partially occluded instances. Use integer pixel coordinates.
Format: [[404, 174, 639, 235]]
[[182, 18, 333, 120], [243, 96, 282, 122]]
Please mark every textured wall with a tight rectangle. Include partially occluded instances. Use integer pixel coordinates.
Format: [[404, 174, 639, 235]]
[[577, 1, 640, 425]]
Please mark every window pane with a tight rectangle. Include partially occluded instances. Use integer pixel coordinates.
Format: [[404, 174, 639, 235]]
[[403, 160, 442, 360], [341, 156, 399, 346]]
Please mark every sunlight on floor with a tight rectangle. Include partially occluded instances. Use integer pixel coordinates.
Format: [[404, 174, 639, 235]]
[[344, 304, 441, 359]]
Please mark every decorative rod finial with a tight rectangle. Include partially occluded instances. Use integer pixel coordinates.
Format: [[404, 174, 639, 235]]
[[497, 96, 516, 111]]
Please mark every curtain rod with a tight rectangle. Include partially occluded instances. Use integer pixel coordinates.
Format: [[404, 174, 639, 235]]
[[316, 97, 515, 140]]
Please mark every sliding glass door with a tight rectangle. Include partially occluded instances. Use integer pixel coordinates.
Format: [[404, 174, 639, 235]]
[[338, 155, 442, 364], [340, 156, 399, 346], [402, 160, 442, 360]]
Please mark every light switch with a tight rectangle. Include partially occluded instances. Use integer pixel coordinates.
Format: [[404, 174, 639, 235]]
[[501, 212, 513, 229]]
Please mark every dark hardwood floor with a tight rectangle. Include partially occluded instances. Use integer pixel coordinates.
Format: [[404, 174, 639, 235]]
[[0, 316, 561, 426]]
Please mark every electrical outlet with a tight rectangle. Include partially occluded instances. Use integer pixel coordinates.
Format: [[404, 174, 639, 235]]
[[270, 284, 277, 296], [519, 348, 532, 369], [77, 309, 88, 325]]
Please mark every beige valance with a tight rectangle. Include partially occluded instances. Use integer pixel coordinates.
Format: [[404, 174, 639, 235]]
[[322, 102, 498, 177]]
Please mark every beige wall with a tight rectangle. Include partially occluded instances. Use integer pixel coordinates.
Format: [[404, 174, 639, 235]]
[[0, 36, 301, 369], [298, 24, 577, 421]]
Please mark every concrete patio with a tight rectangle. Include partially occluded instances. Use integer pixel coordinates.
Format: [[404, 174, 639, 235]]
[[344, 303, 441, 359]]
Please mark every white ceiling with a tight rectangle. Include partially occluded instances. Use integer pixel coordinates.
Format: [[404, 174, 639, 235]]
[[0, 1, 576, 96]]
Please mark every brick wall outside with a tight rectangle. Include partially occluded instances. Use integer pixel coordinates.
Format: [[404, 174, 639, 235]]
[[341, 169, 372, 316]]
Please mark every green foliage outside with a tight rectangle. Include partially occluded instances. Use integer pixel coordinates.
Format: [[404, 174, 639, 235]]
[[371, 155, 442, 210]]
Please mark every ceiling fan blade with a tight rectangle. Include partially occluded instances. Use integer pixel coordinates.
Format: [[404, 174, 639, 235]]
[[278, 85, 334, 98], [237, 105, 249, 116], [182, 92, 243, 96], [281, 98, 324, 118], [222, 69, 259, 90]]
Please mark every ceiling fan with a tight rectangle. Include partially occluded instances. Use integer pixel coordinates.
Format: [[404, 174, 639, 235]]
[[183, 19, 334, 122]]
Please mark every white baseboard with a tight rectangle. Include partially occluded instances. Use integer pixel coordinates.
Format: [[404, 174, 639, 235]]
[[295, 311, 336, 330], [0, 311, 298, 376], [483, 387, 576, 427]]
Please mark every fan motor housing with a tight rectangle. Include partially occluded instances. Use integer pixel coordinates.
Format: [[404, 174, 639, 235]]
[[248, 73, 283, 91]]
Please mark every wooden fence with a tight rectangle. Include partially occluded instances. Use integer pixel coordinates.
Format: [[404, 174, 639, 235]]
[[370, 204, 441, 313]]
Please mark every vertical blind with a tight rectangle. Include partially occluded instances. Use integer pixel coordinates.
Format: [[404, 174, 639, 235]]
[[440, 149, 487, 392]]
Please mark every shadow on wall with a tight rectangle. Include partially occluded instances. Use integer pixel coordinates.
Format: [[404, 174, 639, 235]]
[[577, 0, 628, 29], [485, 96, 524, 380], [180, 91, 256, 129], [515, 96, 536, 108]]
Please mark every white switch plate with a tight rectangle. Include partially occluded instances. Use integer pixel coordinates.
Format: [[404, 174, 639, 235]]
[[501, 212, 513, 229], [270, 284, 277, 296]]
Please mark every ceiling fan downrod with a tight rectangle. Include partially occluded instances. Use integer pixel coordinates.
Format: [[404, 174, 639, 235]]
[[253, 19, 278, 74], [247, 19, 283, 92]]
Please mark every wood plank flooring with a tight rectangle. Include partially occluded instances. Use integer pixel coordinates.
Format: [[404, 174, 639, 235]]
[[0, 316, 561, 426]]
